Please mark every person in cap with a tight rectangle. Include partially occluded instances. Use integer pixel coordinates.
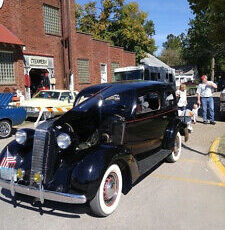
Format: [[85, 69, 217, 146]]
[[196, 75, 217, 125]]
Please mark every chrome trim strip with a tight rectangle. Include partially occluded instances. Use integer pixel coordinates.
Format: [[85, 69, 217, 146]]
[[0, 179, 87, 204]]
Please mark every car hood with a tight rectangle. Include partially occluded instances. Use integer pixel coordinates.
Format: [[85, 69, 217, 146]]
[[0, 93, 14, 109], [20, 98, 61, 108]]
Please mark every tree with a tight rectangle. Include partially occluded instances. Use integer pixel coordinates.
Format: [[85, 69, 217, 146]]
[[158, 34, 185, 66], [184, 0, 225, 79], [188, 0, 225, 44], [75, 1, 157, 62], [75, 2, 98, 35]]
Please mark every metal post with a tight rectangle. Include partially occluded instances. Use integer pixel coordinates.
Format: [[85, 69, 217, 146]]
[[211, 56, 215, 82]]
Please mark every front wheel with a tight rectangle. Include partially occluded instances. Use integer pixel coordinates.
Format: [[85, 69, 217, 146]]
[[166, 132, 182, 163], [90, 164, 123, 217], [0, 120, 12, 139]]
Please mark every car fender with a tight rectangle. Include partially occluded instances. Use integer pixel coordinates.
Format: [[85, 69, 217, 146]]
[[0, 140, 33, 171], [69, 145, 139, 200], [0, 108, 26, 126], [163, 117, 186, 150]]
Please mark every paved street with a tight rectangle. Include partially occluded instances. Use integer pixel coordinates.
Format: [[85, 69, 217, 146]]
[[0, 95, 225, 230]]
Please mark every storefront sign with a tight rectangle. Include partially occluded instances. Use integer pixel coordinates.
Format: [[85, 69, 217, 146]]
[[0, 0, 4, 9], [29, 57, 49, 67]]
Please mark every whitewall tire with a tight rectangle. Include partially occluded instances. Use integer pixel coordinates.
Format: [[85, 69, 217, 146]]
[[167, 132, 182, 163], [90, 164, 123, 217], [0, 120, 12, 139]]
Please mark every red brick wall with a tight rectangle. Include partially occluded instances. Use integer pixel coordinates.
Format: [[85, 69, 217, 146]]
[[0, 0, 135, 93], [74, 32, 136, 91]]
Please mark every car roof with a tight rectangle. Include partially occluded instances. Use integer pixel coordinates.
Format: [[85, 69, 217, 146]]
[[81, 81, 170, 93]]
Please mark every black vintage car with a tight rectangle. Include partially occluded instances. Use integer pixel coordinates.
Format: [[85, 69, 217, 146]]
[[0, 81, 188, 216]]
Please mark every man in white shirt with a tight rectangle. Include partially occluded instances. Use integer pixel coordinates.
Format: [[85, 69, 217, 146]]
[[197, 75, 217, 125]]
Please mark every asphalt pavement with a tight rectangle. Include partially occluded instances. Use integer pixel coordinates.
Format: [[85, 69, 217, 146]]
[[0, 94, 225, 230]]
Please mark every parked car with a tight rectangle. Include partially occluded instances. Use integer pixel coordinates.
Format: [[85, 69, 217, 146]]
[[0, 81, 188, 216], [0, 93, 26, 138], [220, 88, 225, 117], [18, 90, 78, 119]]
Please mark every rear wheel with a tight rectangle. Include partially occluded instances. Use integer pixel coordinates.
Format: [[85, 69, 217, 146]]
[[0, 120, 12, 139], [166, 132, 182, 163], [90, 164, 122, 217]]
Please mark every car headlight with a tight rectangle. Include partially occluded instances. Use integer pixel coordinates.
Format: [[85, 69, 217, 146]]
[[57, 133, 71, 149], [15, 130, 27, 145]]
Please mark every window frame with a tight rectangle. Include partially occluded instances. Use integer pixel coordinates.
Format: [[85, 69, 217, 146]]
[[111, 62, 120, 82], [136, 90, 161, 115], [0, 50, 15, 85], [43, 4, 61, 36], [77, 59, 90, 84]]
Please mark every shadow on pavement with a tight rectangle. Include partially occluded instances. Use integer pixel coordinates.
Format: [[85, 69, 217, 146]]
[[0, 188, 90, 218], [209, 151, 225, 158], [182, 143, 208, 156]]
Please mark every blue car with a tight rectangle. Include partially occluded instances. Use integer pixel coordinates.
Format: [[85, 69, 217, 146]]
[[0, 93, 27, 138]]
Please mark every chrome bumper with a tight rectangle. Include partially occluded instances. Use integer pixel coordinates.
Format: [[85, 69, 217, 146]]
[[0, 178, 87, 204]]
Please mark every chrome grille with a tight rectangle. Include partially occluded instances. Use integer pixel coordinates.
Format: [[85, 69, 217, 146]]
[[30, 121, 54, 184]]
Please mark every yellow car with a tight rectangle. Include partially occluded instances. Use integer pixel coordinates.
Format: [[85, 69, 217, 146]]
[[20, 90, 78, 119]]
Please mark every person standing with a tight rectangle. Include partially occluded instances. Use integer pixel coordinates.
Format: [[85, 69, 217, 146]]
[[176, 84, 187, 111], [197, 75, 217, 125]]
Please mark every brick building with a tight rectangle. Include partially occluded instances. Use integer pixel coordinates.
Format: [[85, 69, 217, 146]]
[[0, 0, 135, 98]]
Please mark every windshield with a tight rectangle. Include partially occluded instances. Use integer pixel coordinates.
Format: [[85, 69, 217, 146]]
[[114, 70, 143, 82], [33, 91, 60, 99], [75, 87, 107, 106]]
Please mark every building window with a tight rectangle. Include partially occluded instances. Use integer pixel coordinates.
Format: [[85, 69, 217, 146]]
[[111, 62, 119, 82], [43, 4, 61, 36], [0, 52, 15, 84], [78, 59, 90, 83]]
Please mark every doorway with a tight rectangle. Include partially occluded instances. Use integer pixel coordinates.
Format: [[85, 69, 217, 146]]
[[29, 69, 50, 97]]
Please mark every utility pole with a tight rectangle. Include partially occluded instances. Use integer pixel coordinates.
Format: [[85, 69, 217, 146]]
[[211, 56, 215, 82]]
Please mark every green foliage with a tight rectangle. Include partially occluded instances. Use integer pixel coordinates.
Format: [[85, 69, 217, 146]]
[[188, 0, 225, 44], [184, 0, 225, 77], [75, 0, 157, 63], [158, 34, 186, 66]]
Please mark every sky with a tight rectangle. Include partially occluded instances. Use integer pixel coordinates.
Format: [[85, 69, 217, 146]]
[[75, 0, 194, 55]]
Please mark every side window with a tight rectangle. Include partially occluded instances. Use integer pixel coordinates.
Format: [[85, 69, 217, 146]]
[[60, 92, 70, 101], [104, 94, 121, 105], [165, 91, 176, 107], [136, 92, 161, 114], [169, 74, 174, 82]]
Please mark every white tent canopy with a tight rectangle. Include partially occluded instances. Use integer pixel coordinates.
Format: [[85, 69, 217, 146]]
[[140, 54, 175, 74]]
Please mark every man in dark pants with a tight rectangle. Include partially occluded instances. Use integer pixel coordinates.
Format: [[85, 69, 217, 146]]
[[197, 75, 217, 125]]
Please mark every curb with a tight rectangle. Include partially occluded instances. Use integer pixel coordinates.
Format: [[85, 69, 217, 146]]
[[210, 138, 225, 177]]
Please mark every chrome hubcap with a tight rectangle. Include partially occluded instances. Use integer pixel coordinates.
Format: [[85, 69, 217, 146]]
[[0, 122, 10, 137], [103, 172, 119, 207]]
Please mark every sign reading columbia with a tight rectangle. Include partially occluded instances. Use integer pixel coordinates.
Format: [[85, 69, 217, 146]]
[[0, 0, 4, 9], [29, 57, 49, 67]]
